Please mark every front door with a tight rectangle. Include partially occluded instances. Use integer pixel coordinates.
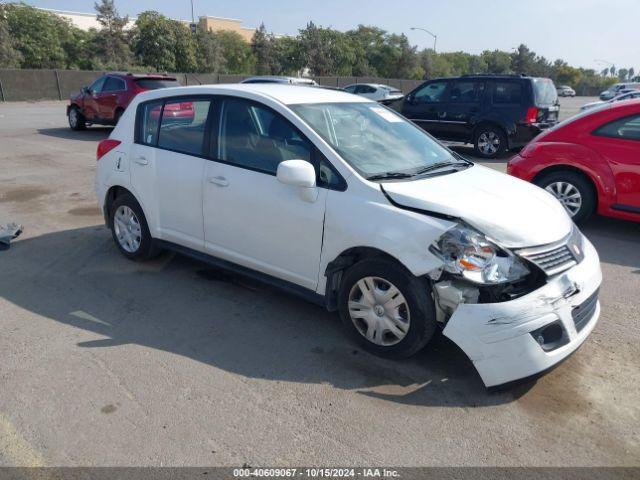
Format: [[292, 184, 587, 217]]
[[203, 97, 327, 290], [401, 80, 451, 138], [83, 76, 106, 120], [98, 76, 126, 121], [589, 113, 640, 210]]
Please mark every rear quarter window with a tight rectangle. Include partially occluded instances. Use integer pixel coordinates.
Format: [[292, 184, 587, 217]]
[[594, 114, 640, 141], [492, 82, 523, 105]]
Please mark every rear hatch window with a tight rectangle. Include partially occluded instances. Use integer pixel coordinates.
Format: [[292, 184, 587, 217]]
[[533, 78, 558, 106], [135, 78, 181, 90]]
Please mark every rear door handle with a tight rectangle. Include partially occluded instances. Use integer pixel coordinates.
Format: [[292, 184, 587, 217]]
[[133, 156, 148, 165], [208, 176, 229, 187]]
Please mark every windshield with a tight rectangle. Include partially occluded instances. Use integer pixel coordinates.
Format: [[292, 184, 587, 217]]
[[135, 79, 180, 90], [533, 78, 558, 106], [290, 102, 461, 178]]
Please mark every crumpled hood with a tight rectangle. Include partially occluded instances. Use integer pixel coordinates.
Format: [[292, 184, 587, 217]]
[[382, 164, 573, 248]]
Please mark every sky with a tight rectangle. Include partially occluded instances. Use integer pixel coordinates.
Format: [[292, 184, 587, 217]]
[[26, 0, 638, 71]]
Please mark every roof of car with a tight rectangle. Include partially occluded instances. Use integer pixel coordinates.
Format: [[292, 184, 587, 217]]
[[133, 83, 370, 106], [106, 72, 177, 80]]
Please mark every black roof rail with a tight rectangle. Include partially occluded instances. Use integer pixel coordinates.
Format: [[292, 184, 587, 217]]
[[460, 73, 529, 78]]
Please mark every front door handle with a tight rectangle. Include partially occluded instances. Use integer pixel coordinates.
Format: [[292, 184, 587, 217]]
[[208, 176, 229, 187], [133, 156, 148, 165]]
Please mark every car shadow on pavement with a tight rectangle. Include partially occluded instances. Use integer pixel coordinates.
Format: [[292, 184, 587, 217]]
[[581, 215, 640, 273], [37, 127, 112, 142], [2, 226, 540, 409]]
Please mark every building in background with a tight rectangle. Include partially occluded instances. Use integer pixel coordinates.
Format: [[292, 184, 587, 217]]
[[37, 8, 256, 41]]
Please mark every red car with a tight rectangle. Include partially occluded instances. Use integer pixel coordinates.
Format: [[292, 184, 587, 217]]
[[508, 99, 640, 223], [67, 73, 191, 130]]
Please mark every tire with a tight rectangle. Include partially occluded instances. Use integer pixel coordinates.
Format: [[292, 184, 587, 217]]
[[474, 124, 506, 159], [534, 170, 596, 224], [337, 259, 437, 358], [68, 105, 86, 131], [109, 193, 160, 260]]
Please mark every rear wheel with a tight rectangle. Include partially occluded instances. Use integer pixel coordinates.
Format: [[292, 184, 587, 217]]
[[535, 170, 596, 224], [109, 193, 160, 260], [474, 125, 506, 159], [338, 259, 437, 358], [68, 106, 86, 130]]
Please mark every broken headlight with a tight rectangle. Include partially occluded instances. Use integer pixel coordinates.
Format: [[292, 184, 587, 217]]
[[429, 224, 530, 285]]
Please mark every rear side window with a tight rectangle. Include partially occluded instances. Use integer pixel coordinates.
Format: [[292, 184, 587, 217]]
[[157, 99, 212, 155], [103, 77, 126, 92], [493, 82, 522, 105], [138, 100, 163, 145], [450, 81, 485, 103], [135, 79, 180, 90], [594, 114, 640, 141], [217, 98, 312, 174]]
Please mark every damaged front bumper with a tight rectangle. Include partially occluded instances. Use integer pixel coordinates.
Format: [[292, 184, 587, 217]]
[[442, 237, 602, 387]]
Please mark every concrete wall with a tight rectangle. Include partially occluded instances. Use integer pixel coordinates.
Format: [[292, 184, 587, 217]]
[[0, 69, 424, 102]]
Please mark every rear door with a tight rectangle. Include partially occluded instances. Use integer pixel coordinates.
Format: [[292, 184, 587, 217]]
[[441, 79, 486, 142], [401, 80, 451, 138], [589, 113, 640, 210], [99, 76, 127, 121], [130, 96, 212, 250]]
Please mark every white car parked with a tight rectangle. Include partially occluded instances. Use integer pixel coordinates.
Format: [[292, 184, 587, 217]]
[[95, 84, 602, 388], [343, 83, 404, 103], [556, 85, 576, 97]]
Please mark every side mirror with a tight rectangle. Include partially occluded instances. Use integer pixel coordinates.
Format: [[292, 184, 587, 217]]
[[277, 160, 318, 202], [81, 86, 89, 94], [405, 94, 415, 104]]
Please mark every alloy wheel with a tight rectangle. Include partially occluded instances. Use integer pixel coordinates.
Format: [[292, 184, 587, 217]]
[[545, 181, 583, 217], [113, 205, 142, 253], [477, 131, 500, 155], [348, 276, 410, 346]]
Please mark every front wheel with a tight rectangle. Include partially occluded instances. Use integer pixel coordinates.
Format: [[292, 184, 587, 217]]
[[474, 125, 506, 159], [68, 106, 86, 130], [535, 171, 596, 224], [338, 259, 437, 358]]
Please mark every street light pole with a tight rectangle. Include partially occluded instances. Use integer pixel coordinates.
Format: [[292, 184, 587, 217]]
[[410, 27, 437, 53]]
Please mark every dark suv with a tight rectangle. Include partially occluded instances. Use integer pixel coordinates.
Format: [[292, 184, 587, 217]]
[[395, 74, 560, 158], [67, 73, 182, 130]]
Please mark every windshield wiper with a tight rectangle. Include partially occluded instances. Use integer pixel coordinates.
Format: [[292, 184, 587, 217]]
[[412, 160, 470, 176], [366, 171, 416, 181]]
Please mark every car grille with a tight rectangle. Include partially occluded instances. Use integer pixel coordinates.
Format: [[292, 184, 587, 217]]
[[516, 227, 584, 276], [572, 289, 599, 333]]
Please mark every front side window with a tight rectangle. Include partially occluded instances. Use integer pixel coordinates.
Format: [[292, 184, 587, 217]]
[[217, 98, 311, 174], [493, 82, 522, 104], [594, 114, 640, 141], [450, 81, 485, 103], [89, 77, 106, 93], [103, 77, 126, 92], [413, 81, 448, 103], [291, 102, 458, 178], [157, 99, 211, 155], [344, 85, 357, 93]]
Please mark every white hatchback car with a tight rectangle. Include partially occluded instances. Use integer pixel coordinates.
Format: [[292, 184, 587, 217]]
[[95, 84, 602, 388], [343, 83, 404, 102]]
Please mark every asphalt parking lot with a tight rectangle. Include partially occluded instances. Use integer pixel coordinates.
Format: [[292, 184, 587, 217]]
[[0, 96, 639, 467]]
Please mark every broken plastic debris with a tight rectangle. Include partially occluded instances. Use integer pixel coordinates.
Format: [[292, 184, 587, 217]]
[[0, 223, 23, 250]]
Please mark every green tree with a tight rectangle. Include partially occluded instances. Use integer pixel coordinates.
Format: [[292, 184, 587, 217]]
[[251, 23, 278, 75], [629, 67, 636, 81], [132, 11, 176, 71], [510, 44, 536, 74], [217, 30, 255, 74], [194, 28, 223, 73], [618, 68, 629, 81], [480, 50, 511, 74], [93, 0, 132, 68], [273, 36, 304, 75], [4, 4, 77, 68], [172, 21, 197, 72], [0, 5, 22, 68]]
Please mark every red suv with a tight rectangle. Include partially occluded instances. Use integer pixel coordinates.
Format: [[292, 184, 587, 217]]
[[67, 73, 185, 130], [508, 99, 640, 223]]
